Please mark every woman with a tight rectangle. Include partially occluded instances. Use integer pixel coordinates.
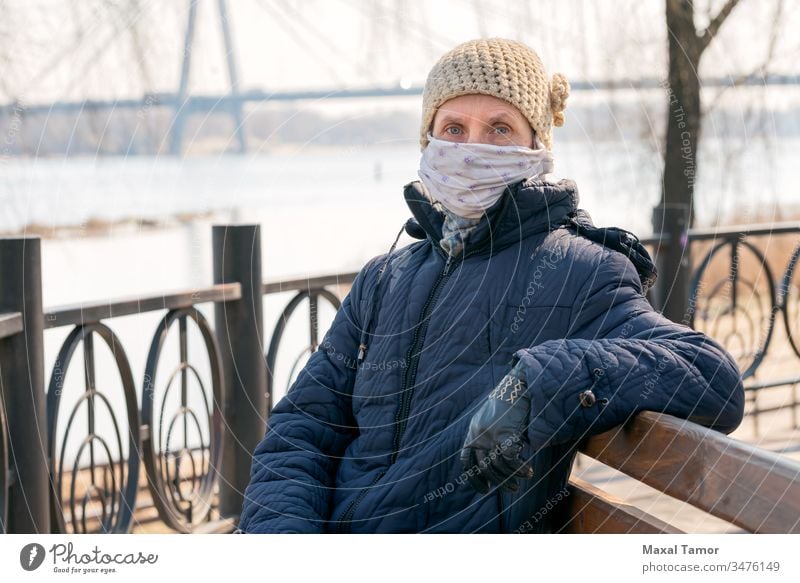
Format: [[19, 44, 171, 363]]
[[237, 37, 744, 534]]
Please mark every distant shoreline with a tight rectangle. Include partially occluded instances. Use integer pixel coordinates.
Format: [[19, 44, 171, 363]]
[[5, 204, 798, 240], [2, 209, 228, 239]]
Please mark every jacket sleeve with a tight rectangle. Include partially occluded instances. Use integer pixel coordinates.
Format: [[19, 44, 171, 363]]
[[509, 241, 745, 451], [237, 257, 378, 533]]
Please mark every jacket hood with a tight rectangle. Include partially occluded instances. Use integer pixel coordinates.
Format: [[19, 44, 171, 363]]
[[402, 177, 580, 258]]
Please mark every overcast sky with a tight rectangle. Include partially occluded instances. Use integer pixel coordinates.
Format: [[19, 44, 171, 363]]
[[1, 0, 798, 109]]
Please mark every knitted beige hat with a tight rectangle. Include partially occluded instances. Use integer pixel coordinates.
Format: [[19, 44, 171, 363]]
[[419, 37, 570, 152]]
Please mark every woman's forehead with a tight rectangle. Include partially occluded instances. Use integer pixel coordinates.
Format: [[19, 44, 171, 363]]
[[434, 94, 525, 122]]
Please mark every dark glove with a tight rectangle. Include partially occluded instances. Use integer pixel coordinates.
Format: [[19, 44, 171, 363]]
[[460, 370, 535, 494]]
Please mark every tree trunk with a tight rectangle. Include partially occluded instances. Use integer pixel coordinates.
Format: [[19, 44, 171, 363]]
[[655, 0, 703, 323]]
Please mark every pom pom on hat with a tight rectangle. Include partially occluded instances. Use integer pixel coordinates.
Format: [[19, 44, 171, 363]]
[[549, 72, 570, 128]]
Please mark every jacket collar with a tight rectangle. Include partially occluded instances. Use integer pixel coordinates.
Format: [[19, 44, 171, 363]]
[[402, 177, 580, 258]]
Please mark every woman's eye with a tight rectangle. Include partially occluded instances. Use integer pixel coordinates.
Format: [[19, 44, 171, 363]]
[[445, 126, 461, 135], [494, 126, 510, 135]]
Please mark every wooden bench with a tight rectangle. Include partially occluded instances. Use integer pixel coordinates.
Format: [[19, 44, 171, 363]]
[[554, 411, 800, 534]]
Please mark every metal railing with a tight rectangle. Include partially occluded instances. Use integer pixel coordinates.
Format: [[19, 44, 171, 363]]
[[0, 362, 9, 534], [641, 223, 800, 435], [0, 230, 249, 533], [0, 311, 20, 533], [43, 290, 232, 534], [262, 273, 356, 412]]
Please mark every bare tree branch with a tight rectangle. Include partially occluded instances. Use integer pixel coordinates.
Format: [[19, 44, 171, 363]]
[[698, 0, 742, 52], [702, 0, 785, 117]]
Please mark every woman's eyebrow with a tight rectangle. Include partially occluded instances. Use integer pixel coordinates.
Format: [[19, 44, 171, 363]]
[[437, 112, 466, 124], [437, 112, 516, 125], [486, 113, 514, 124]]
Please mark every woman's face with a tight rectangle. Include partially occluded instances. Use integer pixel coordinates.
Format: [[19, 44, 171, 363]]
[[430, 94, 535, 148]]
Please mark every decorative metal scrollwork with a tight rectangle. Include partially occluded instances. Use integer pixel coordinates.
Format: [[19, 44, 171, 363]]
[[265, 289, 342, 411], [780, 242, 800, 359], [0, 393, 8, 533], [689, 237, 777, 379], [46, 323, 141, 533], [141, 307, 224, 533]]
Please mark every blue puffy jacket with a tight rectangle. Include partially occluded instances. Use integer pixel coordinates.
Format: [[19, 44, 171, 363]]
[[238, 177, 745, 533]]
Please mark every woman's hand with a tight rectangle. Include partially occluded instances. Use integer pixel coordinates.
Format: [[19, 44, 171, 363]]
[[459, 372, 535, 494]]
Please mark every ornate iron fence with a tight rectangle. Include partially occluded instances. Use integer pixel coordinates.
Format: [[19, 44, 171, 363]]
[[641, 223, 800, 434], [141, 308, 225, 532], [42, 289, 232, 533], [45, 322, 141, 534], [262, 274, 355, 411], [0, 362, 9, 533], [0, 231, 247, 534], [0, 311, 19, 533]]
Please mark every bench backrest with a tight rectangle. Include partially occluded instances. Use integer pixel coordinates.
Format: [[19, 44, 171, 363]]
[[554, 412, 800, 534]]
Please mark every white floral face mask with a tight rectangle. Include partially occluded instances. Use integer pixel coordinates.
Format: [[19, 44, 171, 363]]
[[417, 131, 555, 219]]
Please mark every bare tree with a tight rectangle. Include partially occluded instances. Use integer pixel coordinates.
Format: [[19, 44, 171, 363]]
[[656, 0, 741, 322]]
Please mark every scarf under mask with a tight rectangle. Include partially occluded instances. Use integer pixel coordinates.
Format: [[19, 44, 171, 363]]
[[417, 131, 555, 220]]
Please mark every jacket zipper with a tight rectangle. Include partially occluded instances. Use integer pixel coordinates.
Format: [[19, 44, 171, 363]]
[[338, 239, 492, 533], [390, 248, 455, 463], [390, 240, 495, 458], [335, 470, 385, 533], [337, 248, 455, 533]]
